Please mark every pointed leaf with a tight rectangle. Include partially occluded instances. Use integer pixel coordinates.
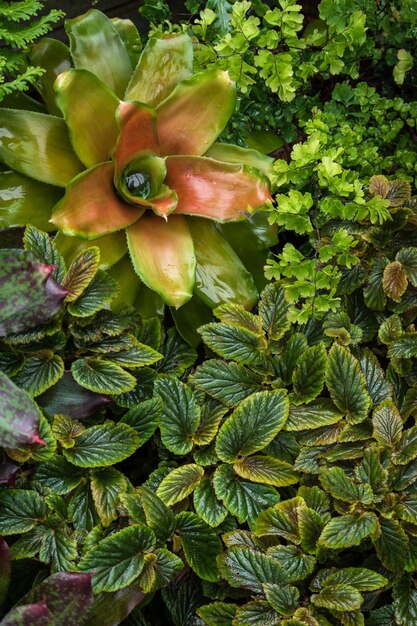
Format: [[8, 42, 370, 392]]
[[263, 583, 300, 615], [38, 527, 78, 572], [166, 156, 271, 221], [326, 344, 371, 423], [51, 162, 140, 239], [0, 489, 48, 534], [292, 343, 327, 404], [153, 375, 200, 454], [78, 524, 156, 593], [90, 467, 128, 526], [62, 423, 140, 467], [234, 455, 299, 487], [55, 69, 120, 168], [215, 390, 289, 462], [372, 400, 403, 446], [193, 477, 228, 527], [374, 517, 408, 572], [190, 359, 263, 407], [62, 246, 100, 301], [206, 142, 275, 185], [218, 546, 288, 592], [157, 69, 236, 156], [114, 101, 158, 177], [111, 18, 142, 68], [319, 512, 379, 549], [136, 487, 176, 541], [120, 397, 162, 444], [312, 585, 363, 611], [65, 9, 132, 98], [126, 33, 193, 106], [156, 464, 204, 505], [127, 213, 196, 308], [67, 270, 119, 317], [319, 467, 373, 505], [176, 511, 222, 581], [259, 282, 290, 341], [213, 463, 280, 524], [0, 604, 51, 625], [188, 217, 258, 309], [71, 358, 136, 394], [30, 38, 72, 116], [0, 172, 62, 232]]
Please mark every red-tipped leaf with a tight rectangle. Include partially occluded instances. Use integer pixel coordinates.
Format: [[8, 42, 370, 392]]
[[166, 156, 272, 222], [51, 162, 142, 239]]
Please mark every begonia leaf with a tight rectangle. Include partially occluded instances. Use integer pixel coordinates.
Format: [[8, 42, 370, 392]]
[[326, 344, 371, 423], [188, 218, 259, 310], [65, 9, 132, 98], [165, 156, 271, 221], [157, 69, 236, 156], [218, 546, 288, 592], [190, 359, 263, 407], [55, 69, 120, 168], [0, 489, 48, 535], [62, 423, 140, 467], [215, 390, 289, 462], [0, 109, 83, 187], [156, 464, 204, 505], [78, 524, 156, 593], [51, 162, 141, 239], [176, 511, 222, 581], [0, 172, 62, 232], [125, 33, 193, 106], [126, 213, 196, 308]]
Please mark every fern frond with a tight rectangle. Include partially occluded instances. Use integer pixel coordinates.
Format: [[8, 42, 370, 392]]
[[0, 10, 64, 47], [0, 0, 43, 22], [0, 64, 44, 97]]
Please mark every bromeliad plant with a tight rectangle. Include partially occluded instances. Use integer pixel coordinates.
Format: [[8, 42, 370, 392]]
[[0, 9, 275, 321]]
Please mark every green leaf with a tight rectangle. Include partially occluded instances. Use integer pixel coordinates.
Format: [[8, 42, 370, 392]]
[[374, 517, 408, 572], [90, 467, 128, 527], [396, 247, 417, 287], [62, 423, 140, 467], [266, 544, 316, 582], [259, 282, 290, 340], [62, 247, 100, 302], [0, 489, 48, 535], [32, 456, 84, 495], [154, 375, 200, 455], [68, 483, 100, 532], [372, 400, 403, 446], [78, 524, 156, 593], [274, 334, 308, 384], [67, 270, 119, 317], [359, 349, 392, 405], [322, 567, 388, 591], [198, 322, 272, 375], [71, 358, 136, 394], [155, 327, 196, 376], [197, 602, 237, 626], [213, 463, 280, 524], [286, 399, 343, 431], [0, 371, 41, 448], [156, 464, 204, 505], [120, 397, 161, 444], [326, 344, 371, 423], [193, 397, 227, 446], [190, 359, 263, 407], [153, 548, 183, 587], [193, 477, 228, 527], [176, 511, 222, 581], [298, 505, 326, 554], [312, 584, 363, 611], [393, 575, 417, 626], [13, 354, 64, 397], [136, 487, 176, 541], [363, 257, 387, 311], [292, 343, 327, 404], [23, 225, 66, 283], [395, 426, 417, 465], [388, 334, 417, 359], [105, 342, 162, 368], [263, 583, 300, 615], [217, 546, 288, 592], [254, 497, 303, 543], [39, 527, 78, 572], [319, 467, 373, 505], [214, 302, 263, 334], [233, 455, 299, 487], [319, 512, 379, 549], [215, 390, 289, 462], [234, 601, 280, 626]]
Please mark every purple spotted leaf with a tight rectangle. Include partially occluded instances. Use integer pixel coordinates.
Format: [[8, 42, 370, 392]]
[[0, 602, 52, 625], [0, 371, 43, 448], [0, 249, 67, 336], [0, 454, 19, 486], [6, 572, 94, 626], [38, 372, 111, 419]]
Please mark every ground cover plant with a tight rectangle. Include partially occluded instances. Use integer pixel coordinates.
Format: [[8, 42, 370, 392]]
[[1, 0, 417, 625]]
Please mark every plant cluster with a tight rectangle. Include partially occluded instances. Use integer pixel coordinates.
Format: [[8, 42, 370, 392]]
[[0, 0, 63, 100]]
